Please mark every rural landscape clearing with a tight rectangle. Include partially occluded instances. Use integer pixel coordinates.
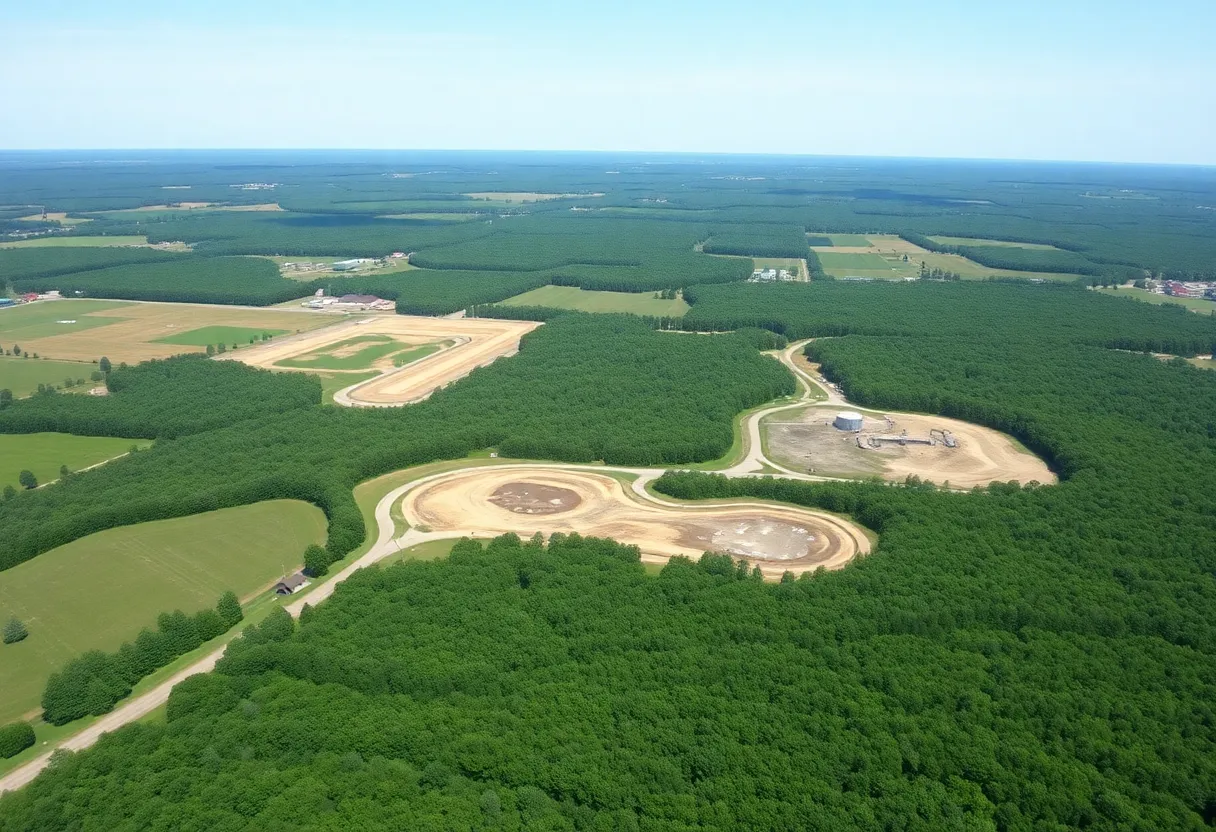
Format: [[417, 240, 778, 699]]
[[2, 44, 1216, 824]]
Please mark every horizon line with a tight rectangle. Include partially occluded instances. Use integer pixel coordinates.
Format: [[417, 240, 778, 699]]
[[1, 148, 1213, 170]]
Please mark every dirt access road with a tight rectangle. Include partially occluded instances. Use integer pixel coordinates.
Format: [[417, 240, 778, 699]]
[[224, 315, 540, 406]]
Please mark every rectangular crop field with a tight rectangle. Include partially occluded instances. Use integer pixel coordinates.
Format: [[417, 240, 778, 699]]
[[0, 235, 149, 249], [0, 357, 100, 397], [3, 300, 331, 364], [0, 499, 327, 723], [156, 325, 288, 347], [0, 300, 132, 343], [827, 234, 873, 247], [499, 285, 690, 316], [930, 236, 1062, 250], [818, 252, 899, 273], [0, 432, 150, 491]]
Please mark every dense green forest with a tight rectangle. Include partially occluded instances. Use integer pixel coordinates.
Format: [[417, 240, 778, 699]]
[[0, 355, 321, 439], [0, 316, 792, 573], [701, 225, 808, 258]]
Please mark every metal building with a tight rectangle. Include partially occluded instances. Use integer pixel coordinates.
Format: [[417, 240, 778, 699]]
[[834, 411, 864, 431]]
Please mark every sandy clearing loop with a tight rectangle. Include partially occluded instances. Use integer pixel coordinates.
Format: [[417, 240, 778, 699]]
[[400, 467, 869, 579], [223, 315, 540, 406]]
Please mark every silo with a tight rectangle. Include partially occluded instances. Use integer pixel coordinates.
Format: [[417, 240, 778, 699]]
[[834, 411, 864, 431]]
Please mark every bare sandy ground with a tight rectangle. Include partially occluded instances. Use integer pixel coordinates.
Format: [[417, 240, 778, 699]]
[[401, 467, 869, 579], [227, 315, 540, 406], [768, 405, 1054, 488]]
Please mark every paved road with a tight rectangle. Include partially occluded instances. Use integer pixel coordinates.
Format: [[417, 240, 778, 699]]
[[0, 337, 858, 795]]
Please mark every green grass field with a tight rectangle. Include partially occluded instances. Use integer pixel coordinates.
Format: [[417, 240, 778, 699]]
[[818, 252, 899, 274], [1096, 287, 1216, 314], [826, 234, 873, 247], [929, 236, 1062, 250], [0, 357, 98, 397], [0, 433, 150, 491], [0, 300, 130, 342], [155, 325, 287, 347], [817, 250, 1081, 283], [1189, 358, 1216, 371], [0, 499, 327, 723], [0, 236, 149, 249], [278, 336, 441, 371], [499, 285, 690, 316], [314, 369, 378, 403]]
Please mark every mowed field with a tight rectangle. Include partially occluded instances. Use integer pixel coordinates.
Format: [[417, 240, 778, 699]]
[[929, 236, 1063, 250], [0, 357, 99, 398], [0, 236, 149, 249], [0, 500, 327, 724], [812, 235, 1082, 281], [0, 300, 331, 364], [500, 285, 690, 316], [0, 433, 150, 491]]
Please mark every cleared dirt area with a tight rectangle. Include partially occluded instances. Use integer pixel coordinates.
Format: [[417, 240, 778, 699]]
[[765, 405, 1054, 488], [227, 315, 540, 406], [401, 468, 869, 579], [8, 300, 330, 364]]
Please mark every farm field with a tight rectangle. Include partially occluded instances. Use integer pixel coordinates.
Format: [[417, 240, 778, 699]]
[[0, 300, 133, 344], [929, 235, 1062, 250], [0, 499, 327, 724], [17, 213, 92, 227], [0, 433, 148, 491], [817, 245, 1082, 281], [822, 233, 872, 247], [0, 357, 98, 398], [227, 315, 540, 406], [2, 300, 330, 364], [155, 325, 287, 347], [0, 236, 149, 249], [1096, 286, 1216, 313], [499, 285, 690, 316]]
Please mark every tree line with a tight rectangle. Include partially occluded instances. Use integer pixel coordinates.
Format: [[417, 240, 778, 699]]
[[39, 592, 243, 726]]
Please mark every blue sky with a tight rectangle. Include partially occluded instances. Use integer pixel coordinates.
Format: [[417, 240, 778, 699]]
[[3, 0, 1214, 164]]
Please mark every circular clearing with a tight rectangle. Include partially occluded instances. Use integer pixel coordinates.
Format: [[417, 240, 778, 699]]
[[399, 467, 871, 579], [681, 516, 820, 562], [488, 481, 582, 515]]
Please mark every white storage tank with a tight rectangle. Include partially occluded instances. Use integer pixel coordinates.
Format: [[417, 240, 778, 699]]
[[834, 411, 864, 431]]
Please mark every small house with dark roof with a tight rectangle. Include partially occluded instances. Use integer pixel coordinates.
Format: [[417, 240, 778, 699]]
[[274, 573, 308, 595]]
